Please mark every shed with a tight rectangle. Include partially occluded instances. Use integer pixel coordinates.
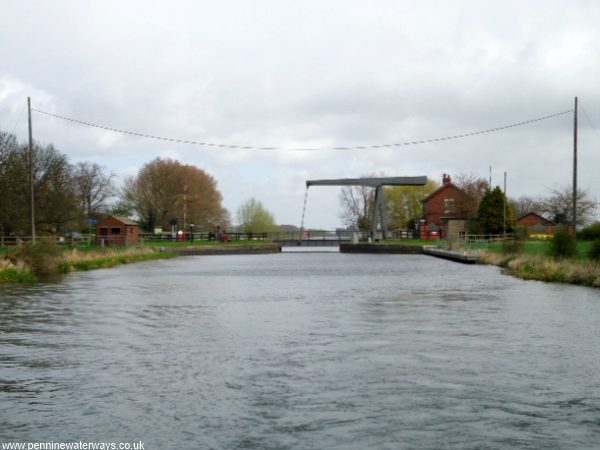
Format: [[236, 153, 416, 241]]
[[516, 212, 554, 236], [96, 215, 140, 246]]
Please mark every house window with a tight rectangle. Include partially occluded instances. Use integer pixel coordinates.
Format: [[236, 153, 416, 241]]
[[111, 227, 121, 235], [444, 198, 455, 214]]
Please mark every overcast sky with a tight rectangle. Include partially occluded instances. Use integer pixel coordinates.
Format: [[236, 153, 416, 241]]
[[1, 1, 599, 229]]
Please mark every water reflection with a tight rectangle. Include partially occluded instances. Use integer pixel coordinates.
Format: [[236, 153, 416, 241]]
[[1, 254, 600, 448]]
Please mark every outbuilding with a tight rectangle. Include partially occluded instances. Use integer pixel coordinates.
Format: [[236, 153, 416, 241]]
[[96, 215, 140, 246], [516, 212, 554, 237]]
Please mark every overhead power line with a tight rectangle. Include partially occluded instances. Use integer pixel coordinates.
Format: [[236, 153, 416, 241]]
[[7, 104, 26, 135], [579, 101, 600, 142], [31, 108, 573, 151]]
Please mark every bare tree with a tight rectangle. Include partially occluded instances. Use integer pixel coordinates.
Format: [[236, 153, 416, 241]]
[[541, 186, 597, 226], [454, 172, 490, 218], [73, 162, 115, 219], [0, 132, 28, 234], [339, 184, 374, 231], [509, 195, 545, 219], [0, 132, 78, 234], [33, 144, 79, 234]]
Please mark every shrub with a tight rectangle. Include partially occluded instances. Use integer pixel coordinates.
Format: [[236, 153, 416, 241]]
[[588, 239, 600, 261], [501, 237, 524, 255], [549, 229, 576, 258], [9, 239, 61, 277], [580, 222, 600, 241]]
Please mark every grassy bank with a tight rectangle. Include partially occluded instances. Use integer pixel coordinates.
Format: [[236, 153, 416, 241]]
[[486, 239, 593, 260], [57, 247, 175, 273], [480, 249, 600, 288], [0, 244, 175, 282], [0, 258, 38, 282]]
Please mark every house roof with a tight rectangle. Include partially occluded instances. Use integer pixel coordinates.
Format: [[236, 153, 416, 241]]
[[421, 182, 464, 204], [516, 212, 554, 225], [102, 215, 139, 226]]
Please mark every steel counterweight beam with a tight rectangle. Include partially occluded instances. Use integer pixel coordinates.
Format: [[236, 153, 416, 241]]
[[306, 176, 427, 188]]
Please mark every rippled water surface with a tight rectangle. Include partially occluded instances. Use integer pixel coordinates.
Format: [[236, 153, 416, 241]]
[[1, 253, 600, 449]]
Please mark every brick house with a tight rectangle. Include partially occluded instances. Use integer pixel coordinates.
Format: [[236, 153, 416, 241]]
[[96, 215, 140, 246], [421, 174, 470, 238], [516, 212, 554, 236]]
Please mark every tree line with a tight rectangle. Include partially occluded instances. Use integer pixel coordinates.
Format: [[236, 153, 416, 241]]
[[0, 131, 116, 235], [339, 172, 598, 234], [0, 129, 279, 236]]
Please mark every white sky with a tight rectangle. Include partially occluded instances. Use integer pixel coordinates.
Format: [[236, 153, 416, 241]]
[[1, 0, 599, 229]]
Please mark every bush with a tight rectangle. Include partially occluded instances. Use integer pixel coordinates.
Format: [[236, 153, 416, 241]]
[[580, 222, 600, 241], [501, 237, 524, 255], [588, 239, 600, 261], [9, 239, 61, 277], [549, 229, 576, 258]]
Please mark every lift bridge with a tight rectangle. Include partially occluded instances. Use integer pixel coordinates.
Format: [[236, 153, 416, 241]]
[[277, 176, 428, 247]]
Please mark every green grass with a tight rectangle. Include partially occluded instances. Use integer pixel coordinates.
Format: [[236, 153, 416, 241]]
[[488, 239, 592, 260], [479, 238, 600, 288], [0, 268, 37, 282], [59, 251, 175, 273]]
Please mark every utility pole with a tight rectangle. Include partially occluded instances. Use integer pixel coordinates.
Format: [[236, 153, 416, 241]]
[[182, 182, 188, 230], [489, 166, 492, 187], [503, 171, 507, 236], [572, 96, 578, 236], [27, 97, 36, 243]]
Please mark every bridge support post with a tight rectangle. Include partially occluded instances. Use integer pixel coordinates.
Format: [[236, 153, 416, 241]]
[[371, 186, 389, 240]]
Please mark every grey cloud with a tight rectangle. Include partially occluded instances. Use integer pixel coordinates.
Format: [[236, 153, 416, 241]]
[[1, 0, 600, 228]]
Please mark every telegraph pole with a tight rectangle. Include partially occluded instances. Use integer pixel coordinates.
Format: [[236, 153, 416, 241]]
[[27, 97, 36, 243], [503, 171, 507, 236], [572, 96, 578, 236]]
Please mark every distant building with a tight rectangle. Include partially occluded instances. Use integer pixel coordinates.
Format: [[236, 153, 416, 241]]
[[421, 174, 470, 238], [516, 212, 554, 236], [96, 215, 140, 246]]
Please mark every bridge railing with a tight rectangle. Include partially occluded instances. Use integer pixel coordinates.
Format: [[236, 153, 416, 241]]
[[140, 230, 358, 242], [140, 231, 271, 243]]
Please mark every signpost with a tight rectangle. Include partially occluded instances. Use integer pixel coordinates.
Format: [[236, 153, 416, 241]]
[[84, 218, 98, 244], [170, 218, 178, 241]]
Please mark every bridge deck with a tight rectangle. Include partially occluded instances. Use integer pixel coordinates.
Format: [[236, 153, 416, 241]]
[[275, 239, 348, 247]]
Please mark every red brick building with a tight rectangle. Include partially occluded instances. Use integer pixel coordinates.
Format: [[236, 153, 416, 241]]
[[421, 174, 470, 238], [516, 212, 554, 236], [96, 216, 140, 246]]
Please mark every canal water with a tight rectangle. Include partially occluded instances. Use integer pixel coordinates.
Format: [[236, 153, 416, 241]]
[[1, 253, 599, 449]]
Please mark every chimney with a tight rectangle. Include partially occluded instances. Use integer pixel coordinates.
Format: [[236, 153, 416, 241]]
[[442, 173, 451, 185]]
